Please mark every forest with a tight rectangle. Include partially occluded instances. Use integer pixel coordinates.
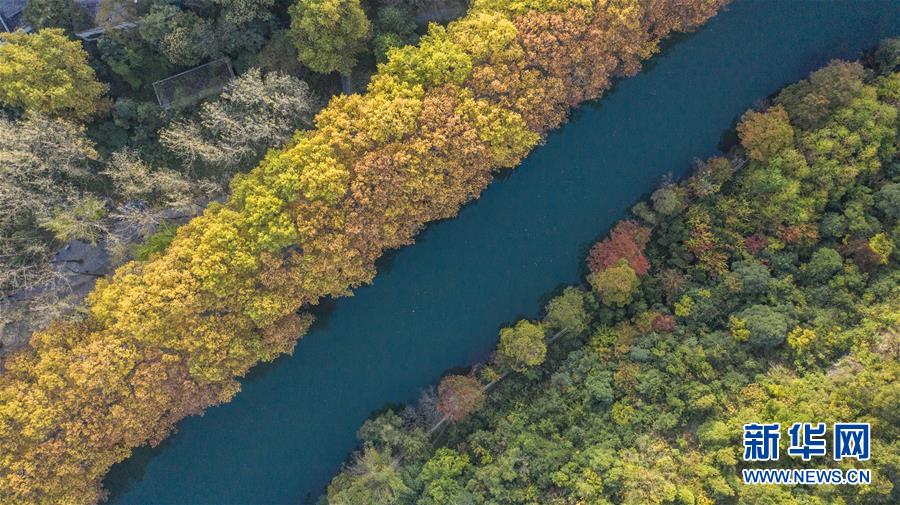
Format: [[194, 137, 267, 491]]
[[0, 0, 729, 503], [323, 44, 900, 504]]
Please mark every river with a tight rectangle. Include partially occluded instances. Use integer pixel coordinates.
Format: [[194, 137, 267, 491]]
[[105, 1, 900, 503]]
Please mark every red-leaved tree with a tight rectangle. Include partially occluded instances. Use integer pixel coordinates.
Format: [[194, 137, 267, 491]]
[[437, 375, 485, 421], [744, 234, 768, 255], [587, 220, 652, 275], [652, 314, 676, 333]]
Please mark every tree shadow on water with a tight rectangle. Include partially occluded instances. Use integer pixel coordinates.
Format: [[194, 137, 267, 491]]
[[102, 432, 179, 500]]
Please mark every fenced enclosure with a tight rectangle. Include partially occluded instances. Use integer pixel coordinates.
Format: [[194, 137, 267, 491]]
[[152, 58, 236, 109], [0, 0, 26, 32]]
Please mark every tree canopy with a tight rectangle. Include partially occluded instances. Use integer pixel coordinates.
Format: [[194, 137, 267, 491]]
[[288, 0, 372, 75], [0, 29, 107, 120], [497, 319, 547, 371]]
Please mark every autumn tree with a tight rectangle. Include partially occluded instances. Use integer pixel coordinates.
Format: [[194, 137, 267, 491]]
[[103, 149, 207, 209], [652, 314, 676, 333], [214, 0, 276, 25], [589, 259, 640, 307], [587, 220, 652, 275], [497, 320, 547, 372], [288, 0, 371, 76], [160, 69, 319, 176], [850, 239, 883, 273], [101, 149, 215, 247], [736, 105, 795, 162], [0, 114, 97, 291], [437, 375, 485, 421], [0, 29, 107, 120], [96, 0, 149, 27], [320, 48, 897, 505]]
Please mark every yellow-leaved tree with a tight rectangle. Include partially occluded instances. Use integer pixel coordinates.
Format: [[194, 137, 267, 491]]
[[0, 29, 107, 120]]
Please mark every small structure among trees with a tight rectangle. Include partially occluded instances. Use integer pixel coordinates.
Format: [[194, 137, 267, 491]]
[[152, 58, 235, 109], [1, 0, 133, 39], [0, 0, 27, 32]]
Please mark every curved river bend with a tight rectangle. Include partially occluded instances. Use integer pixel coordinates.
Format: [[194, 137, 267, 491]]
[[106, 1, 900, 503]]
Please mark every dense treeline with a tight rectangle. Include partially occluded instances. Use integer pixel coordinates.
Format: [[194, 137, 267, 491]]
[[0, 0, 727, 503], [0, 17, 321, 351], [323, 47, 900, 504]]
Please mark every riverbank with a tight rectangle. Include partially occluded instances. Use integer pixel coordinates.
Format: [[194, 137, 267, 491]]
[[323, 50, 900, 503]]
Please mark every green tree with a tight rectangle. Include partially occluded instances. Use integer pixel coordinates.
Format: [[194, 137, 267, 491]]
[[326, 446, 411, 505], [651, 184, 686, 216], [497, 320, 547, 372], [0, 29, 107, 120], [874, 37, 900, 74], [97, 29, 173, 90], [775, 61, 866, 130], [372, 6, 415, 63], [802, 247, 843, 283], [876, 182, 900, 220], [288, 0, 371, 75], [138, 4, 215, 67], [23, 0, 80, 31], [374, 32, 404, 63], [418, 448, 472, 505], [543, 287, 590, 335], [736, 304, 790, 349], [374, 6, 416, 38], [731, 259, 771, 296], [39, 195, 107, 244], [134, 225, 178, 261], [357, 411, 429, 462]]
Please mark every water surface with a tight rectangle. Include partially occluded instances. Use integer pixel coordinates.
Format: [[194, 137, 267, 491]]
[[106, 1, 900, 502]]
